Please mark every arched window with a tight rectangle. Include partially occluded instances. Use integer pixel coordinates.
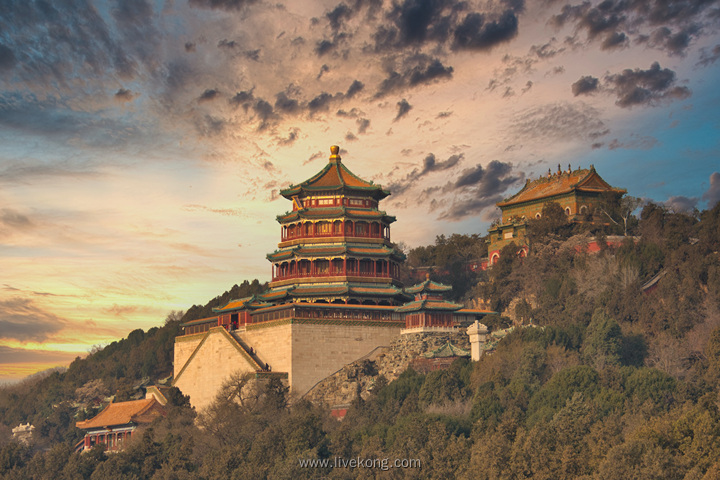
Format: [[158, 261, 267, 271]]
[[579, 205, 588, 215], [565, 207, 571, 216], [535, 212, 542, 219]]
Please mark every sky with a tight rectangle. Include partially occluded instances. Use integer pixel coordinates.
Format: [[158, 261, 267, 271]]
[[1, 0, 719, 384]]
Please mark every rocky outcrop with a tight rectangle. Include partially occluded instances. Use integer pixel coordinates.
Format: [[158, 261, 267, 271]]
[[303, 331, 470, 407]]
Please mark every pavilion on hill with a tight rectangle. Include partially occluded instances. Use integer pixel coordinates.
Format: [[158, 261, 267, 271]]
[[488, 164, 626, 265]]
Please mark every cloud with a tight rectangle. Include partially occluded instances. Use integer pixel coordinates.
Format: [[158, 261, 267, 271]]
[[607, 135, 658, 150], [386, 152, 463, 195], [511, 101, 609, 142], [114, 88, 137, 102], [601, 31, 627, 50], [698, 44, 720, 67], [183, 204, 246, 217], [188, 0, 259, 11], [0, 345, 79, 365], [0, 43, 17, 72], [549, 0, 712, 56], [394, 98, 413, 121], [356, 118, 370, 134], [604, 62, 691, 108], [452, 10, 519, 51], [702, 172, 720, 208], [198, 89, 221, 102], [375, 54, 453, 97], [572, 75, 599, 96], [345, 80, 365, 98], [0, 297, 67, 342], [277, 128, 300, 146], [665, 195, 698, 212], [436, 160, 525, 220]]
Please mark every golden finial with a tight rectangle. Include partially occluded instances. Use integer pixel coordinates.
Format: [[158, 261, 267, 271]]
[[329, 145, 341, 163], [425, 273, 430, 281]]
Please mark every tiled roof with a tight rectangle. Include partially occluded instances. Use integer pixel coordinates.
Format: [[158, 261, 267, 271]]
[[180, 316, 218, 327], [280, 147, 390, 200], [76, 399, 165, 430], [395, 299, 463, 312], [422, 341, 470, 358], [276, 207, 396, 224], [349, 285, 402, 296], [213, 295, 273, 313], [267, 244, 403, 262], [405, 278, 453, 295], [497, 166, 626, 207]]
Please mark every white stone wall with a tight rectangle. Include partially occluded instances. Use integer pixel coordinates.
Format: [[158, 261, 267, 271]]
[[173, 329, 256, 410]]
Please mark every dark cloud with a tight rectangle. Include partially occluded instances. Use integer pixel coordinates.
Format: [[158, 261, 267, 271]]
[[0, 0, 140, 87], [437, 160, 525, 220], [601, 31, 627, 50], [702, 172, 720, 208], [530, 39, 565, 58], [245, 49, 261, 61], [665, 195, 698, 212], [0, 297, 66, 342], [698, 44, 720, 66], [376, 54, 453, 97], [604, 62, 691, 108], [218, 39, 238, 49], [198, 89, 221, 102], [327, 2, 354, 31], [452, 10, 519, 51], [114, 88, 136, 102], [189, 0, 259, 11], [512, 101, 609, 142], [184, 42, 196, 52], [345, 131, 358, 141], [317, 64, 330, 80], [550, 0, 713, 56], [337, 108, 363, 118], [571, 75, 599, 96], [308, 92, 336, 113], [229, 90, 255, 110], [436, 111, 452, 118], [387, 152, 462, 195], [394, 98, 413, 121], [0, 43, 17, 72], [253, 99, 275, 129], [274, 92, 300, 113], [315, 39, 338, 56], [356, 118, 370, 134], [372, 0, 458, 51], [345, 80, 365, 98]]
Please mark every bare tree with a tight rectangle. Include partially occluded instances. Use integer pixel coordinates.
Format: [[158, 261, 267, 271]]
[[600, 195, 644, 236]]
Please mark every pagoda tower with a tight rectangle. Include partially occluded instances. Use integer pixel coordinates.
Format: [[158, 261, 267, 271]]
[[266, 146, 406, 305]]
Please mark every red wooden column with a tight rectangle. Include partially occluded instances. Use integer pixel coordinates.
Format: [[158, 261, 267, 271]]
[[343, 257, 347, 275]]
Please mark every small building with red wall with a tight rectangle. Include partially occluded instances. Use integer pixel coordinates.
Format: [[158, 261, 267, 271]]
[[75, 397, 166, 453]]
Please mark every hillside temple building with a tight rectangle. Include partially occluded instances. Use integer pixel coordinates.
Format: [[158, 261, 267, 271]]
[[487, 164, 626, 264], [173, 146, 492, 409]]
